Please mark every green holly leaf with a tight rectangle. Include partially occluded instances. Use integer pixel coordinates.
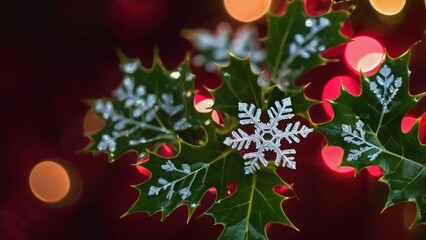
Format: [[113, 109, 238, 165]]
[[207, 168, 294, 240], [266, 0, 348, 90], [86, 53, 202, 162], [126, 126, 294, 239], [182, 23, 266, 73], [315, 51, 426, 223], [266, 84, 312, 118], [212, 53, 262, 118]]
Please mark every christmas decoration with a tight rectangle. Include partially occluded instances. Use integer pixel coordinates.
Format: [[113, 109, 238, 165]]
[[83, 0, 425, 239]]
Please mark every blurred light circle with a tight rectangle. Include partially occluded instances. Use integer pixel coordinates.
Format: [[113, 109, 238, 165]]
[[83, 108, 105, 133], [304, 0, 332, 17], [194, 92, 214, 113], [366, 166, 383, 177], [344, 36, 385, 76], [369, 0, 405, 16], [401, 115, 417, 133], [321, 76, 360, 118], [212, 110, 225, 127], [195, 99, 214, 113], [269, 0, 288, 15], [224, 0, 271, 22], [29, 161, 71, 203], [321, 146, 354, 173]]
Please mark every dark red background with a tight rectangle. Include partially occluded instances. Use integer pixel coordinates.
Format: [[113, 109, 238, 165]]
[[0, 0, 425, 239]]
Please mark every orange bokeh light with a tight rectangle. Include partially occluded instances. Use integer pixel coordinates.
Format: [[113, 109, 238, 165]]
[[29, 161, 71, 203], [344, 36, 385, 76], [83, 108, 105, 134], [224, 0, 271, 22], [369, 0, 405, 16]]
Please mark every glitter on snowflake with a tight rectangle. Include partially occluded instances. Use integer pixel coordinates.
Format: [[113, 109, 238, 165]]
[[223, 98, 313, 174]]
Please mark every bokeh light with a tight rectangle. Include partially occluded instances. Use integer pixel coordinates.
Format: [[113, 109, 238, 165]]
[[83, 108, 105, 134], [29, 161, 71, 203], [304, 0, 332, 17], [269, 0, 288, 15], [224, 0, 271, 22], [321, 146, 354, 174], [136, 144, 176, 176], [401, 115, 417, 133], [212, 110, 225, 127], [366, 166, 383, 177], [369, 0, 406, 16], [344, 36, 385, 76], [194, 91, 214, 113], [273, 185, 293, 197], [322, 76, 360, 118]]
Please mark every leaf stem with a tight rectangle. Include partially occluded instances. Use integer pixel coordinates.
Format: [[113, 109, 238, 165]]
[[245, 173, 256, 240]]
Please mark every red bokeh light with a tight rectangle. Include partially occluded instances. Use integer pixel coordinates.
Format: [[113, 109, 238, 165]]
[[270, 0, 289, 15], [321, 146, 355, 174], [226, 181, 236, 196], [194, 89, 214, 113], [136, 144, 176, 176], [273, 185, 294, 197], [211, 110, 225, 127], [401, 115, 417, 134], [366, 165, 384, 177], [344, 36, 385, 76], [321, 76, 359, 118], [304, 0, 332, 17], [420, 114, 426, 144]]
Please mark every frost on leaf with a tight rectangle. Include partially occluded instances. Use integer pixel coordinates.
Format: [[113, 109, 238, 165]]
[[224, 97, 313, 174], [266, 0, 347, 91], [89, 57, 197, 161], [316, 52, 426, 224], [184, 22, 266, 73], [369, 64, 402, 113], [148, 160, 208, 200], [341, 120, 382, 161], [276, 17, 329, 89]]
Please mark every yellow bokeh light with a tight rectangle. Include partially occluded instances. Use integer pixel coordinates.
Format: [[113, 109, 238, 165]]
[[224, 0, 271, 22], [29, 161, 71, 203], [369, 0, 406, 16]]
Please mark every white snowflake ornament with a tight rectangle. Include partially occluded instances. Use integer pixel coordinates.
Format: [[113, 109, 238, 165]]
[[224, 98, 313, 174]]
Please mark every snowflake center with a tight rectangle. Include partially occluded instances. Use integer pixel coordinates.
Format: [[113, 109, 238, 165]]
[[223, 98, 313, 174], [261, 131, 273, 142]]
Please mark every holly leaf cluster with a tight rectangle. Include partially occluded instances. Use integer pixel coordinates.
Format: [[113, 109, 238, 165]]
[[86, 53, 202, 162], [315, 52, 426, 223], [266, 0, 347, 90], [83, 0, 377, 239]]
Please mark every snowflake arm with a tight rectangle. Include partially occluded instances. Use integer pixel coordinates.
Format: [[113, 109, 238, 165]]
[[237, 102, 262, 126]]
